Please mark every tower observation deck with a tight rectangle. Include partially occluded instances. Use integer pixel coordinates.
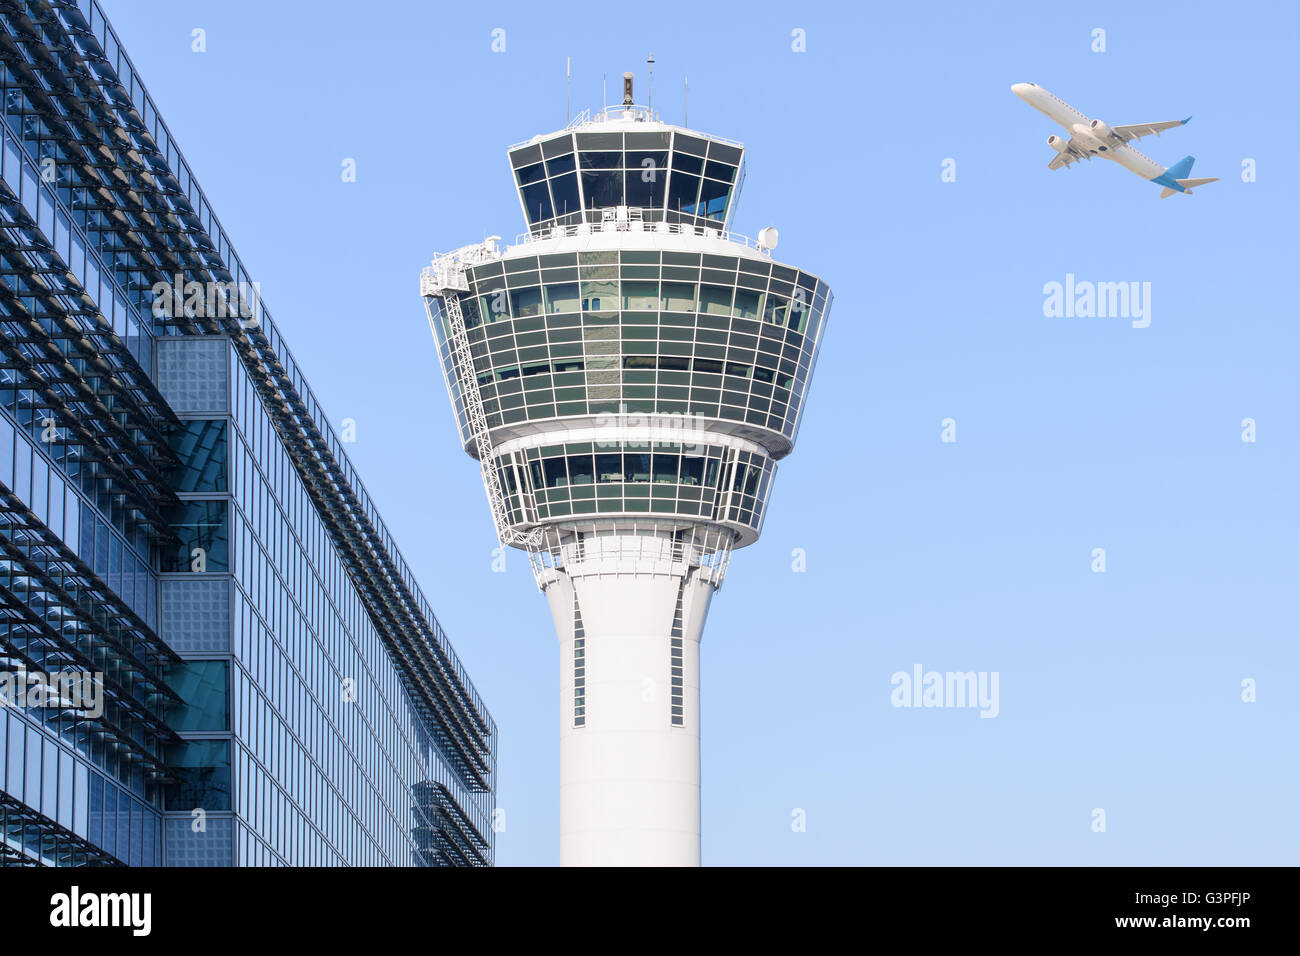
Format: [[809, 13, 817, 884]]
[[421, 77, 832, 866]]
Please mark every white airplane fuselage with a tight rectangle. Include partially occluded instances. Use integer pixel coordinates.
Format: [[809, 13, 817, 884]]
[[1012, 83, 1166, 181]]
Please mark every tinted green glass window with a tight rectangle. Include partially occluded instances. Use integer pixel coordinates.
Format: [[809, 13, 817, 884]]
[[734, 289, 763, 321], [480, 291, 509, 322], [168, 419, 227, 493], [662, 282, 697, 311], [165, 660, 229, 731], [509, 286, 543, 318], [622, 281, 659, 311], [164, 500, 228, 572], [164, 739, 230, 811], [699, 285, 733, 315], [581, 279, 618, 311], [546, 282, 581, 313]]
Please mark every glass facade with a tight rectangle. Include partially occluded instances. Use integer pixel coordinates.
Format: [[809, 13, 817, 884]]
[[510, 129, 745, 232], [428, 249, 831, 456], [491, 439, 774, 538], [2, 0, 494, 866]]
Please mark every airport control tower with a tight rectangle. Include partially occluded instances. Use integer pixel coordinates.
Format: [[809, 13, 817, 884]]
[[420, 74, 831, 866]]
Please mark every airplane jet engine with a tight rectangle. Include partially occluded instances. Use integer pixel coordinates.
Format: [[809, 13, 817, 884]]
[[1088, 119, 1116, 142]]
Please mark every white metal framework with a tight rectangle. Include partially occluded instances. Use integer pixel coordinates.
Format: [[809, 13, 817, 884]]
[[422, 239, 544, 554]]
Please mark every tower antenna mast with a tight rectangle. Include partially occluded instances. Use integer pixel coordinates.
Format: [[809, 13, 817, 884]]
[[647, 53, 655, 111], [566, 56, 571, 124]]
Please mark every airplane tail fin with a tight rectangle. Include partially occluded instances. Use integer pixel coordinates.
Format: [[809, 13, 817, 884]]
[[1157, 156, 1217, 196], [1164, 155, 1196, 180]]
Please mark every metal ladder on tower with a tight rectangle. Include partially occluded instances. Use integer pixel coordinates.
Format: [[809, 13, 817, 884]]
[[422, 241, 544, 553]]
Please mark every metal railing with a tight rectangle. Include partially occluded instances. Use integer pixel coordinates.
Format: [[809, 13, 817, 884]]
[[421, 243, 544, 556], [421, 218, 773, 300], [508, 103, 745, 150], [510, 215, 773, 256]]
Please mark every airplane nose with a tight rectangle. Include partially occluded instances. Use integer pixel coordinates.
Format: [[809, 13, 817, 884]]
[[1011, 82, 1035, 97]]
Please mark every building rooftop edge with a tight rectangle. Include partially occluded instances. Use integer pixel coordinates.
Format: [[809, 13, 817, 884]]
[[509, 104, 744, 151]]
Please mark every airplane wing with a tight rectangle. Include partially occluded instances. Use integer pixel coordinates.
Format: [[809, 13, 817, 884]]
[[1047, 139, 1087, 169], [1109, 118, 1191, 144]]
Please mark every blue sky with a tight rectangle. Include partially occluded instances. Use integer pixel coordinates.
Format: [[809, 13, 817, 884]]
[[105, 0, 1297, 865]]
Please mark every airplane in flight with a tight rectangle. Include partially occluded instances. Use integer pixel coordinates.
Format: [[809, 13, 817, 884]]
[[1011, 82, 1218, 197]]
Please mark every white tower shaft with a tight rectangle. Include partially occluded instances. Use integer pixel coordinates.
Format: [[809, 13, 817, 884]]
[[542, 535, 714, 866]]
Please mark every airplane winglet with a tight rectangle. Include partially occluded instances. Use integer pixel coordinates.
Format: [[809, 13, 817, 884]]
[[1182, 115, 1192, 125]]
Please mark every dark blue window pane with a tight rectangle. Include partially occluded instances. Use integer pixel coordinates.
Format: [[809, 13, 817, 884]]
[[581, 171, 622, 209], [520, 181, 553, 224], [102, 783, 117, 857], [88, 771, 103, 846], [19, 727, 38, 807], [549, 173, 579, 221], [508, 287, 543, 318], [168, 419, 228, 492], [143, 813, 157, 866], [543, 457, 567, 488], [668, 173, 700, 216], [704, 160, 737, 184], [624, 454, 651, 482], [166, 659, 231, 731], [108, 536, 122, 603], [545, 153, 575, 175], [625, 170, 660, 208], [93, 517, 108, 576], [7, 715, 23, 802], [578, 150, 621, 169], [626, 150, 667, 171], [670, 151, 703, 175], [515, 162, 545, 185], [164, 739, 231, 811], [131, 799, 143, 866], [78, 502, 94, 564], [698, 179, 730, 220], [163, 500, 229, 572]]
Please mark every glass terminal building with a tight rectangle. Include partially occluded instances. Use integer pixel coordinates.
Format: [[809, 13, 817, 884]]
[[421, 74, 829, 865], [0, 0, 494, 866]]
